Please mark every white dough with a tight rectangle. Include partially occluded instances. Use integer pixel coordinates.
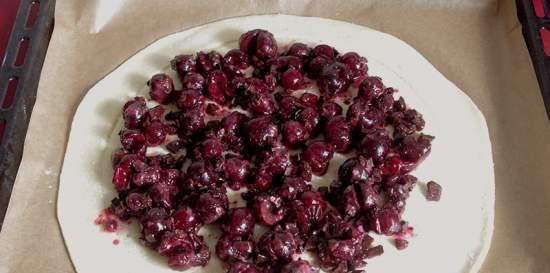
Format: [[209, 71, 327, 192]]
[[57, 15, 494, 273]]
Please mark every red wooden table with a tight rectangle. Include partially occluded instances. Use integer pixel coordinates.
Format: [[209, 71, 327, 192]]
[[0, 0, 22, 65]]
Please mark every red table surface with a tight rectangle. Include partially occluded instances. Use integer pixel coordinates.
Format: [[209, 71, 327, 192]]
[[0, 0, 22, 66]]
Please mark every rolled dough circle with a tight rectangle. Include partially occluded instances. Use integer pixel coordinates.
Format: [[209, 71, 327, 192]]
[[58, 14, 494, 273]]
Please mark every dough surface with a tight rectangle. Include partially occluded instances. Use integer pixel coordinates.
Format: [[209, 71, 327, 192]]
[[57, 14, 494, 273]]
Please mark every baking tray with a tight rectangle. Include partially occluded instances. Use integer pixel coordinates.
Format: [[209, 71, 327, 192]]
[[0, 0, 55, 230], [0, 0, 546, 231], [517, 0, 550, 120]]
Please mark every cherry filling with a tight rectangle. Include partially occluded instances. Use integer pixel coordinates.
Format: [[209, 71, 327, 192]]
[[103, 29, 438, 272]]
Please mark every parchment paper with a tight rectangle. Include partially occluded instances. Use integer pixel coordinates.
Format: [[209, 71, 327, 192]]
[[0, 0, 549, 273]]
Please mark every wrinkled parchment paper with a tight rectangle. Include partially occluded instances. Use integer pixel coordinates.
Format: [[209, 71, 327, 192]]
[[0, 0, 549, 272]]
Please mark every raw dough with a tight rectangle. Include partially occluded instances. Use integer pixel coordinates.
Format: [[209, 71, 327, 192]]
[[58, 14, 494, 273]]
